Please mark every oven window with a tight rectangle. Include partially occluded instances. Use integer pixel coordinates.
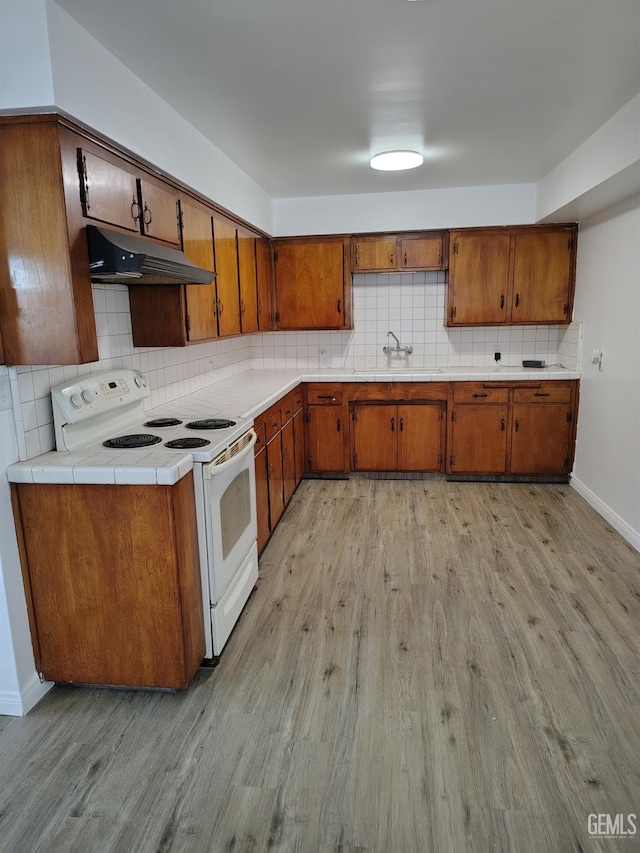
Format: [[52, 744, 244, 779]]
[[220, 469, 252, 560]]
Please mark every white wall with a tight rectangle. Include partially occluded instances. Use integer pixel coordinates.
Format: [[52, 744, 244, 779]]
[[536, 93, 640, 223], [273, 183, 537, 236], [570, 194, 640, 549], [0, 0, 54, 109], [45, 2, 273, 233]]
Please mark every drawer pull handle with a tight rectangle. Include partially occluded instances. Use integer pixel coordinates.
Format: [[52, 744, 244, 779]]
[[271, 421, 278, 428], [500, 293, 505, 309], [143, 203, 152, 226], [337, 299, 342, 314], [515, 419, 520, 432], [501, 418, 505, 431], [337, 418, 341, 433], [317, 394, 336, 401], [131, 197, 140, 223], [391, 417, 395, 432], [533, 392, 550, 397], [399, 417, 404, 432], [515, 292, 520, 308], [472, 393, 488, 398]]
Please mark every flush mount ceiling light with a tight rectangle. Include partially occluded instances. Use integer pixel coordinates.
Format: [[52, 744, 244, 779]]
[[369, 150, 424, 171]]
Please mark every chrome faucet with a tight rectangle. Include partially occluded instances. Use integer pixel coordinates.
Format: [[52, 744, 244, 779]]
[[383, 331, 413, 356]]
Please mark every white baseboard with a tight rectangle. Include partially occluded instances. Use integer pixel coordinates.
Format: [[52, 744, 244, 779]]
[[0, 675, 52, 717], [571, 477, 640, 553]]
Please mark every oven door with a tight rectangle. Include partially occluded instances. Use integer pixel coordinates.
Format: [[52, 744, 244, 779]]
[[198, 430, 258, 605]]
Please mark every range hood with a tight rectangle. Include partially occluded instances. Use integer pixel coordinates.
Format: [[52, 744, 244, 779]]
[[86, 225, 215, 285]]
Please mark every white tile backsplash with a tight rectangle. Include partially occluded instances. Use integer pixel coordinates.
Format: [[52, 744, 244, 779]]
[[9, 275, 582, 461], [252, 272, 578, 371]]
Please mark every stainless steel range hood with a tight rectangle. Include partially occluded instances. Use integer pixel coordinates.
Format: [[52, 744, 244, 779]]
[[86, 225, 215, 285]]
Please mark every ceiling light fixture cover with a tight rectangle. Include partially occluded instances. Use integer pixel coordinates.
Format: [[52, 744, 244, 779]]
[[370, 150, 424, 171]]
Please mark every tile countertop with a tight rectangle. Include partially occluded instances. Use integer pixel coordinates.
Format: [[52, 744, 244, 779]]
[[7, 365, 579, 486], [186, 365, 581, 423]]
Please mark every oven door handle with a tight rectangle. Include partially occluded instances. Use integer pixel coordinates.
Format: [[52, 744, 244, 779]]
[[202, 429, 257, 479]]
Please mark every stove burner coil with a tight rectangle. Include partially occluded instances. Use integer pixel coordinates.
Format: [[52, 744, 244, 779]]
[[144, 418, 183, 428], [103, 433, 163, 449], [164, 437, 211, 449], [185, 418, 237, 430]]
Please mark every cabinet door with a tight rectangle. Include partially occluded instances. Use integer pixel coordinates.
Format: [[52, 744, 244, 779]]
[[352, 237, 397, 272], [78, 148, 140, 233], [400, 235, 443, 270], [510, 404, 573, 475], [306, 406, 346, 472], [213, 214, 242, 337], [181, 200, 217, 342], [139, 179, 181, 246], [449, 405, 509, 474], [266, 433, 285, 530], [397, 404, 444, 472], [274, 238, 348, 329], [238, 227, 259, 334], [256, 237, 273, 331], [255, 446, 271, 554], [293, 408, 305, 485], [281, 418, 296, 505], [352, 404, 397, 471], [447, 231, 510, 325], [511, 231, 574, 324]]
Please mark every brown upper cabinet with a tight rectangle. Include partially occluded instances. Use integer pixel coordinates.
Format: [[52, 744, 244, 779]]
[[255, 238, 274, 331], [272, 236, 352, 330], [0, 117, 99, 365], [129, 196, 219, 347], [181, 198, 218, 342], [79, 148, 181, 246], [446, 225, 577, 326], [212, 213, 242, 338], [352, 232, 446, 273], [237, 226, 259, 334]]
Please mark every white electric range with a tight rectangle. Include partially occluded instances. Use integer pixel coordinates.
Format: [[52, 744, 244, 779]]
[[41, 368, 259, 660]]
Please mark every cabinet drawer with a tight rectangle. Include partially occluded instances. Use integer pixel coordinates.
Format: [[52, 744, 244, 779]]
[[280, 393, 296, 423], [512, 384, 572, 404], [292, 388, 304, 412], [453, 383, 509, 404], [254, 422, 267, 454], [263, 405, 282, 441], [306, 384, 344, 405]]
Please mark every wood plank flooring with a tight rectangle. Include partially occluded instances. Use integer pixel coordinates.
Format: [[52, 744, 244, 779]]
[[1, 480, 640, 852]]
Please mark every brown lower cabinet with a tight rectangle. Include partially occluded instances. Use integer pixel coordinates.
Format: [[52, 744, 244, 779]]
[[448, 381, 578, 476], [304, 380, 578, 479], [351, 402, 445, 472], [254, 385, 304, 554], [11, 474, 204, 689]]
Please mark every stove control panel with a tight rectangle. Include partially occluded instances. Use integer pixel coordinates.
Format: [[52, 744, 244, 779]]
[[51, 369, 151, 451], [99, 377, 131, 399]]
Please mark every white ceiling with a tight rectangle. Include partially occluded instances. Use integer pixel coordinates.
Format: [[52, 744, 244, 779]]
[[54, 0, 640, 199]]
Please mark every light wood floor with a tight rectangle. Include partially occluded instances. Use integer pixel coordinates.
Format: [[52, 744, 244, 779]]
[[1, 480, 640, 852]]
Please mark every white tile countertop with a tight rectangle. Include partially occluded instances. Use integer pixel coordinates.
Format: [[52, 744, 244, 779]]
[[180, 365, 580, 422], [7, 365, 579, 486]]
